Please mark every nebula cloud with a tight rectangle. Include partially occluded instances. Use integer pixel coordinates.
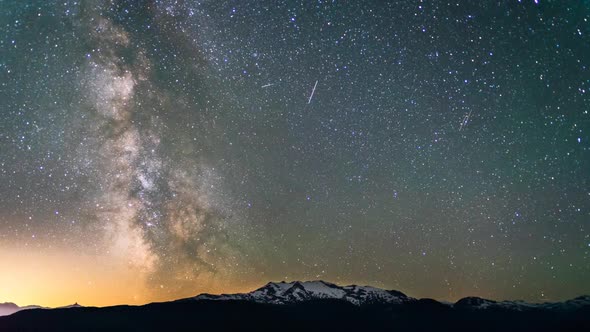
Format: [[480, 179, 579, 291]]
[[75, 6, 242, 298]]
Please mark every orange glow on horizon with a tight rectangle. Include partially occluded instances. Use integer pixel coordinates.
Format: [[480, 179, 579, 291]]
[[0, 243, 263, 308], [0, 245, 148, 307]]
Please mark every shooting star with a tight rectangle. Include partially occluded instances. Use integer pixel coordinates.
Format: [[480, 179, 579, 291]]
[[459, 110, 473, 131], [308, 80, 318, 104]]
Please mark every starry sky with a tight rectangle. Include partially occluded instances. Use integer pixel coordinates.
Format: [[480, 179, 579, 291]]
[[1, 0, 589, 307]]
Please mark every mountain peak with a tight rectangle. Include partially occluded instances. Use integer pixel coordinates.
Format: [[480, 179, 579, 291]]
[[193, 280, 413, 305], [0, 302, 44, 317], [455, 297, 497, 309], [190, 280, 590, 312]]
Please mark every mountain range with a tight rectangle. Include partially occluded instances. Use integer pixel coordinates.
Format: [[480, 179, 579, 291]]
[[190, 280, 590, 311], [1, 281, 589, 331], [192, 280, 412, 305], [0, 302, 81, 317], [0, 303, 43, 317]]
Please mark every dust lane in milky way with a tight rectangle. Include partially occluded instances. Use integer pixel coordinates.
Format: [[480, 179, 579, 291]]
[[0, 1, 589, 307]]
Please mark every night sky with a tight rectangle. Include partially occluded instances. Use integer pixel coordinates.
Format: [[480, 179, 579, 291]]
[[1, 0, 589, 307]]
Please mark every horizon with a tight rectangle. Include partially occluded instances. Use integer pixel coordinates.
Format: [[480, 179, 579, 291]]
[[2, 278, 588, 309], [1, 1, 589, 310]]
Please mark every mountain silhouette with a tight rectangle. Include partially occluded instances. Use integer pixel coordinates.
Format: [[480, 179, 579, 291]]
[[1, 281, 589, 331]]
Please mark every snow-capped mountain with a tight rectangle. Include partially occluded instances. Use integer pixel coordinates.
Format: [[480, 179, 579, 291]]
[[2, 286, 589, 331], [454, 295, 590, 312], [193, 280, 414, 305], [190, 280, 590, 313]]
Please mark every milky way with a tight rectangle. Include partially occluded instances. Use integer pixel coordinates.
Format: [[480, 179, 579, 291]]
[[1, 0, 589, 305], [75, 4, 245, 296]]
